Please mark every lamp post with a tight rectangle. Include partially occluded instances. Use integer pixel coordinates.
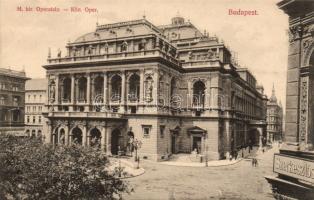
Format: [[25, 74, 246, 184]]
[[133, 139, 142, 162], [118, 146, 122, 178]]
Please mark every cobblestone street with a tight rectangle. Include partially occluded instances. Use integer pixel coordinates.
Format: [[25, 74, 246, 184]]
[[125, 146, 279, 200]]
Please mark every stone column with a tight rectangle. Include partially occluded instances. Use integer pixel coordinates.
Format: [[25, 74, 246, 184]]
[[106, 126, 112, 155], [205, 79, 211, 109], [65, 126, 69, 145], [87, 131, 90, 147], [121, 70, 126, 104], [70, 74, 75, 111], [153, 70, 159, 105], [258, 127, 263, 150], [103, 72, 108, 108], [46, 120, 52, 144], [187, 80, 192, 109], [86, 73, 91, 111], [139, 69, 144, 103], [82, 125, 87, 147], [224, 120, 231, 159], [101, 126, 106, 151], [55, 74, 59, 104]]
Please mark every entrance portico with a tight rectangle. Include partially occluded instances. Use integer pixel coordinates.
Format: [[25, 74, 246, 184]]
[[188, 126, 207, 154]]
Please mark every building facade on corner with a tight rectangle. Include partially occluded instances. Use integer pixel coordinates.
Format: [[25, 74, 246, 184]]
[[43, 16, 268, 161], [265, 1, 314, 199], [0, 68, 29, 136], [266, 85, 283, 143], [25, 78, 48, 138]]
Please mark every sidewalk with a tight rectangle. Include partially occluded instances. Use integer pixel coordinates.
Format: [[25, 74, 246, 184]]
[[154, 146, 272, 167]]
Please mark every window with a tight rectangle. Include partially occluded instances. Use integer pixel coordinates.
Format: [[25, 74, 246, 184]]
[[33, 116, 36, 123], [0, 96, 5, 105], [39, 95, 42, 101], [28, 95, 31, 101], [39, 106, 42, 112], [27, 116, 30, 123], [142, 125, 152, 138], [34, 95, 36, 101], [160, 125, 165, 138], [38, 116, 41, 123]]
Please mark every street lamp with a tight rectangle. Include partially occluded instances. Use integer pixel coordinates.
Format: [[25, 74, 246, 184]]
[[117, 146, 122, 178]]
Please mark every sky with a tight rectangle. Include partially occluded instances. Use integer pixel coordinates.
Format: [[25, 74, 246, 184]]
[[0, 0, 288, 109]]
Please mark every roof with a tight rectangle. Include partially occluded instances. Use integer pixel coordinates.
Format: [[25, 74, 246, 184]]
[[74, 19, 162, 43], [0, 68, 28, 79], [25, 78, 48, 91]]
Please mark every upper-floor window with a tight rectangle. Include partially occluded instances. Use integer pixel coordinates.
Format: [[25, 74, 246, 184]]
[[33, 95, 36, 101], [120, 41, 128, 52], [33, 116, 36, 123], [27, 116, 30, 123], [39, 106, 42, 112], [38, 116, 41, 123], [13, 96, 19, 106], [33, 106, 36, 112], [39, 95, 42, 101], [0, 96, 5, 105]]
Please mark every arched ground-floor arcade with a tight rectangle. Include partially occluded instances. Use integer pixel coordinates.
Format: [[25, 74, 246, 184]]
[[44, 116, 267, 161]]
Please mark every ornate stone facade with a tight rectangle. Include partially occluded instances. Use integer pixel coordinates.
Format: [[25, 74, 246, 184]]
[[0, 68, 29, 136], [43, 16, 267, 161]]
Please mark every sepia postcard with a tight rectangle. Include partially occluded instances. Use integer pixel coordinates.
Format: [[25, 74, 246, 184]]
[[0, 0, 313, 199]]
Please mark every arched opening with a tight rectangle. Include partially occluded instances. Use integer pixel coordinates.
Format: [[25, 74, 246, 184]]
[[59, 128, 65, 144], [62, 77, 71, 102], [193, 81, 205, 107], [144, 76, 153, 102], [111, 129, 122, 155], [121, 41, 128, 52], [249, 128, 259, 147], [72, 127, 83, 145], [94, 76, 104, 100], [127, 131, 134, 155], [111, 75, 122, 102], [78, 77, 87, 102], [31, 130, 36, 137], [90, 128, 101, 148], [128, 74, 140, 102], [25, 129, 30, 137], [37, 130, 42, 138]]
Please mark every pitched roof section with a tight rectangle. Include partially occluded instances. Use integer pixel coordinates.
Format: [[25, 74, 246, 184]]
[[74, 19, 163, 43], [25, 78, 48, 91]]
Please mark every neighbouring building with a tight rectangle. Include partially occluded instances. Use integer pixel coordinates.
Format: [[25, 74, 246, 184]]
[[266, 85, 283, 143], [43, 16, 268, 161], [266, 0, 314, 199], [25, 78, 48, 138], [0, 68, 29, 136]]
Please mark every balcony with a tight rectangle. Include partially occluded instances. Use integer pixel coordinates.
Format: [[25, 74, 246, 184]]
[[46, 49, 180, 67], [48, 111, 124, 119]]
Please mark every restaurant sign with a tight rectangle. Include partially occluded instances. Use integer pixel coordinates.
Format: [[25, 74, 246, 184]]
[[274, 154, 314, 184]]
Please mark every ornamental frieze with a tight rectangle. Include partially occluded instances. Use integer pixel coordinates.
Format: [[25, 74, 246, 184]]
[[54, 120, 68, 127], [88, 120, 106, 129], [70, 120, 87, 129], [299, 77, 308, 142]]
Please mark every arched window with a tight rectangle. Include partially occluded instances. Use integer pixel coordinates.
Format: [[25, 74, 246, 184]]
[[94, 76, 104, 99], [128, 74, 140, 102], [78, 77, 87, 102], [144, 76, 153, 102], [121, 41, 128, 52], [62, 78, 71, 102], [90, 128, 101, 148], [72, 127, 82, 145], [193, 81, 205, 107], [111, 75, 122, 102]]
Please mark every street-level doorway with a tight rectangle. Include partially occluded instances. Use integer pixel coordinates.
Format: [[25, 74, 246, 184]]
[[192, 136, 202, 154]]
